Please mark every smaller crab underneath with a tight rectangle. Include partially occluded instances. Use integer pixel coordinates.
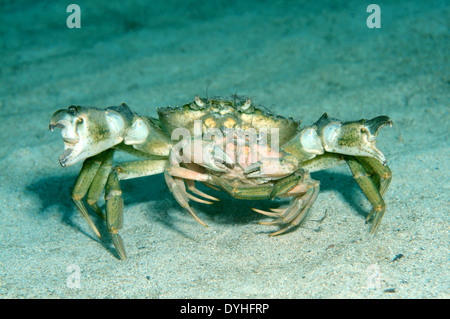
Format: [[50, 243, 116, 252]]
[[50, 95, 392, 259]]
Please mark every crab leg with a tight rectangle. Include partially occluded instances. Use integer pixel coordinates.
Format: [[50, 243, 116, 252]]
[[163, 170, 208, 227], [211, 175, 274, 200], [256, 179, 320, 236], [346, 156, 391, 234], [300, 153, 346, 173], [165, 166, 219, 202], [185, 179, 220, 202], [105, 170, 126, 260], [71, 151, 114, 238], [102, 159, 169, 260], [85, 149, 114, 219], [116, 159, 169, 180], [358, 156, 392, 200], [172, 163, 220, 202], [166, 166, 211, 182], [269, 173, 302, 198], [86, 156, 168, 221]]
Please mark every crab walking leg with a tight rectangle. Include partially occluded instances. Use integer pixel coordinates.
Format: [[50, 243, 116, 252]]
[[105, 170, 126, 260], [279, 181, 319, 234], [103, 159, 169, 260], [185, 179, 220, 202], [164, 170, 208, 227], [358, 156, 392, 197], [72, 152, 112, 238], [256, 179, 320, 236], [346, 156, 387, 234], [173, 172, 207, 204], [116, 159, 169, 180], [211, 175, 274, 200], [269, 173, 302, 198], [86, 156, 168, 219], [85, 149, 114, 220], [300, 153, 346, 173], [166, 166, 220, 202], [166, 166, 211, 182], [355, 156, 392, 224]]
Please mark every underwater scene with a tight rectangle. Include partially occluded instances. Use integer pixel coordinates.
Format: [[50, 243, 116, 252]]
[[0, 0, 448, 299]]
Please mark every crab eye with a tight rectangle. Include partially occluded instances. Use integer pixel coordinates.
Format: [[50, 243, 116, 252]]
[[68, 105, 78, 115]]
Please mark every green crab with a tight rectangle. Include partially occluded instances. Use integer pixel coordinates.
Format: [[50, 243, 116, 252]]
[[49, 95, 392, 260]]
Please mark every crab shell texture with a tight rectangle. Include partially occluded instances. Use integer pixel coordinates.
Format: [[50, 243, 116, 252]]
[[157, 95, 301, 145], [49, 95, 392, 260]]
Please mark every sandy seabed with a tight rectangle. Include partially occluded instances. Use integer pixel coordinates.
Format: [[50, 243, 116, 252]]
[[0, 0, 448, 298]]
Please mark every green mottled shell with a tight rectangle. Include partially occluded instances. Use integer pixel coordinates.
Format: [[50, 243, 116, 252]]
[[157, 96, 301, 145]]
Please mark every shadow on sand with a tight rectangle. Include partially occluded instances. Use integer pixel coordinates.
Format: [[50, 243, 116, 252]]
[[26, 168, 368, 257]]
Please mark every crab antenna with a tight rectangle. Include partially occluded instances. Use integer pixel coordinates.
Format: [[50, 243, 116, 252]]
[[194, 95, 205, 107], [241, 99, 252, 111]]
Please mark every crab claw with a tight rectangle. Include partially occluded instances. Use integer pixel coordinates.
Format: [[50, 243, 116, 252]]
[[49, 105, 128, 167], [316, 113, 392, 164], [201, 141, 235, 172]]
